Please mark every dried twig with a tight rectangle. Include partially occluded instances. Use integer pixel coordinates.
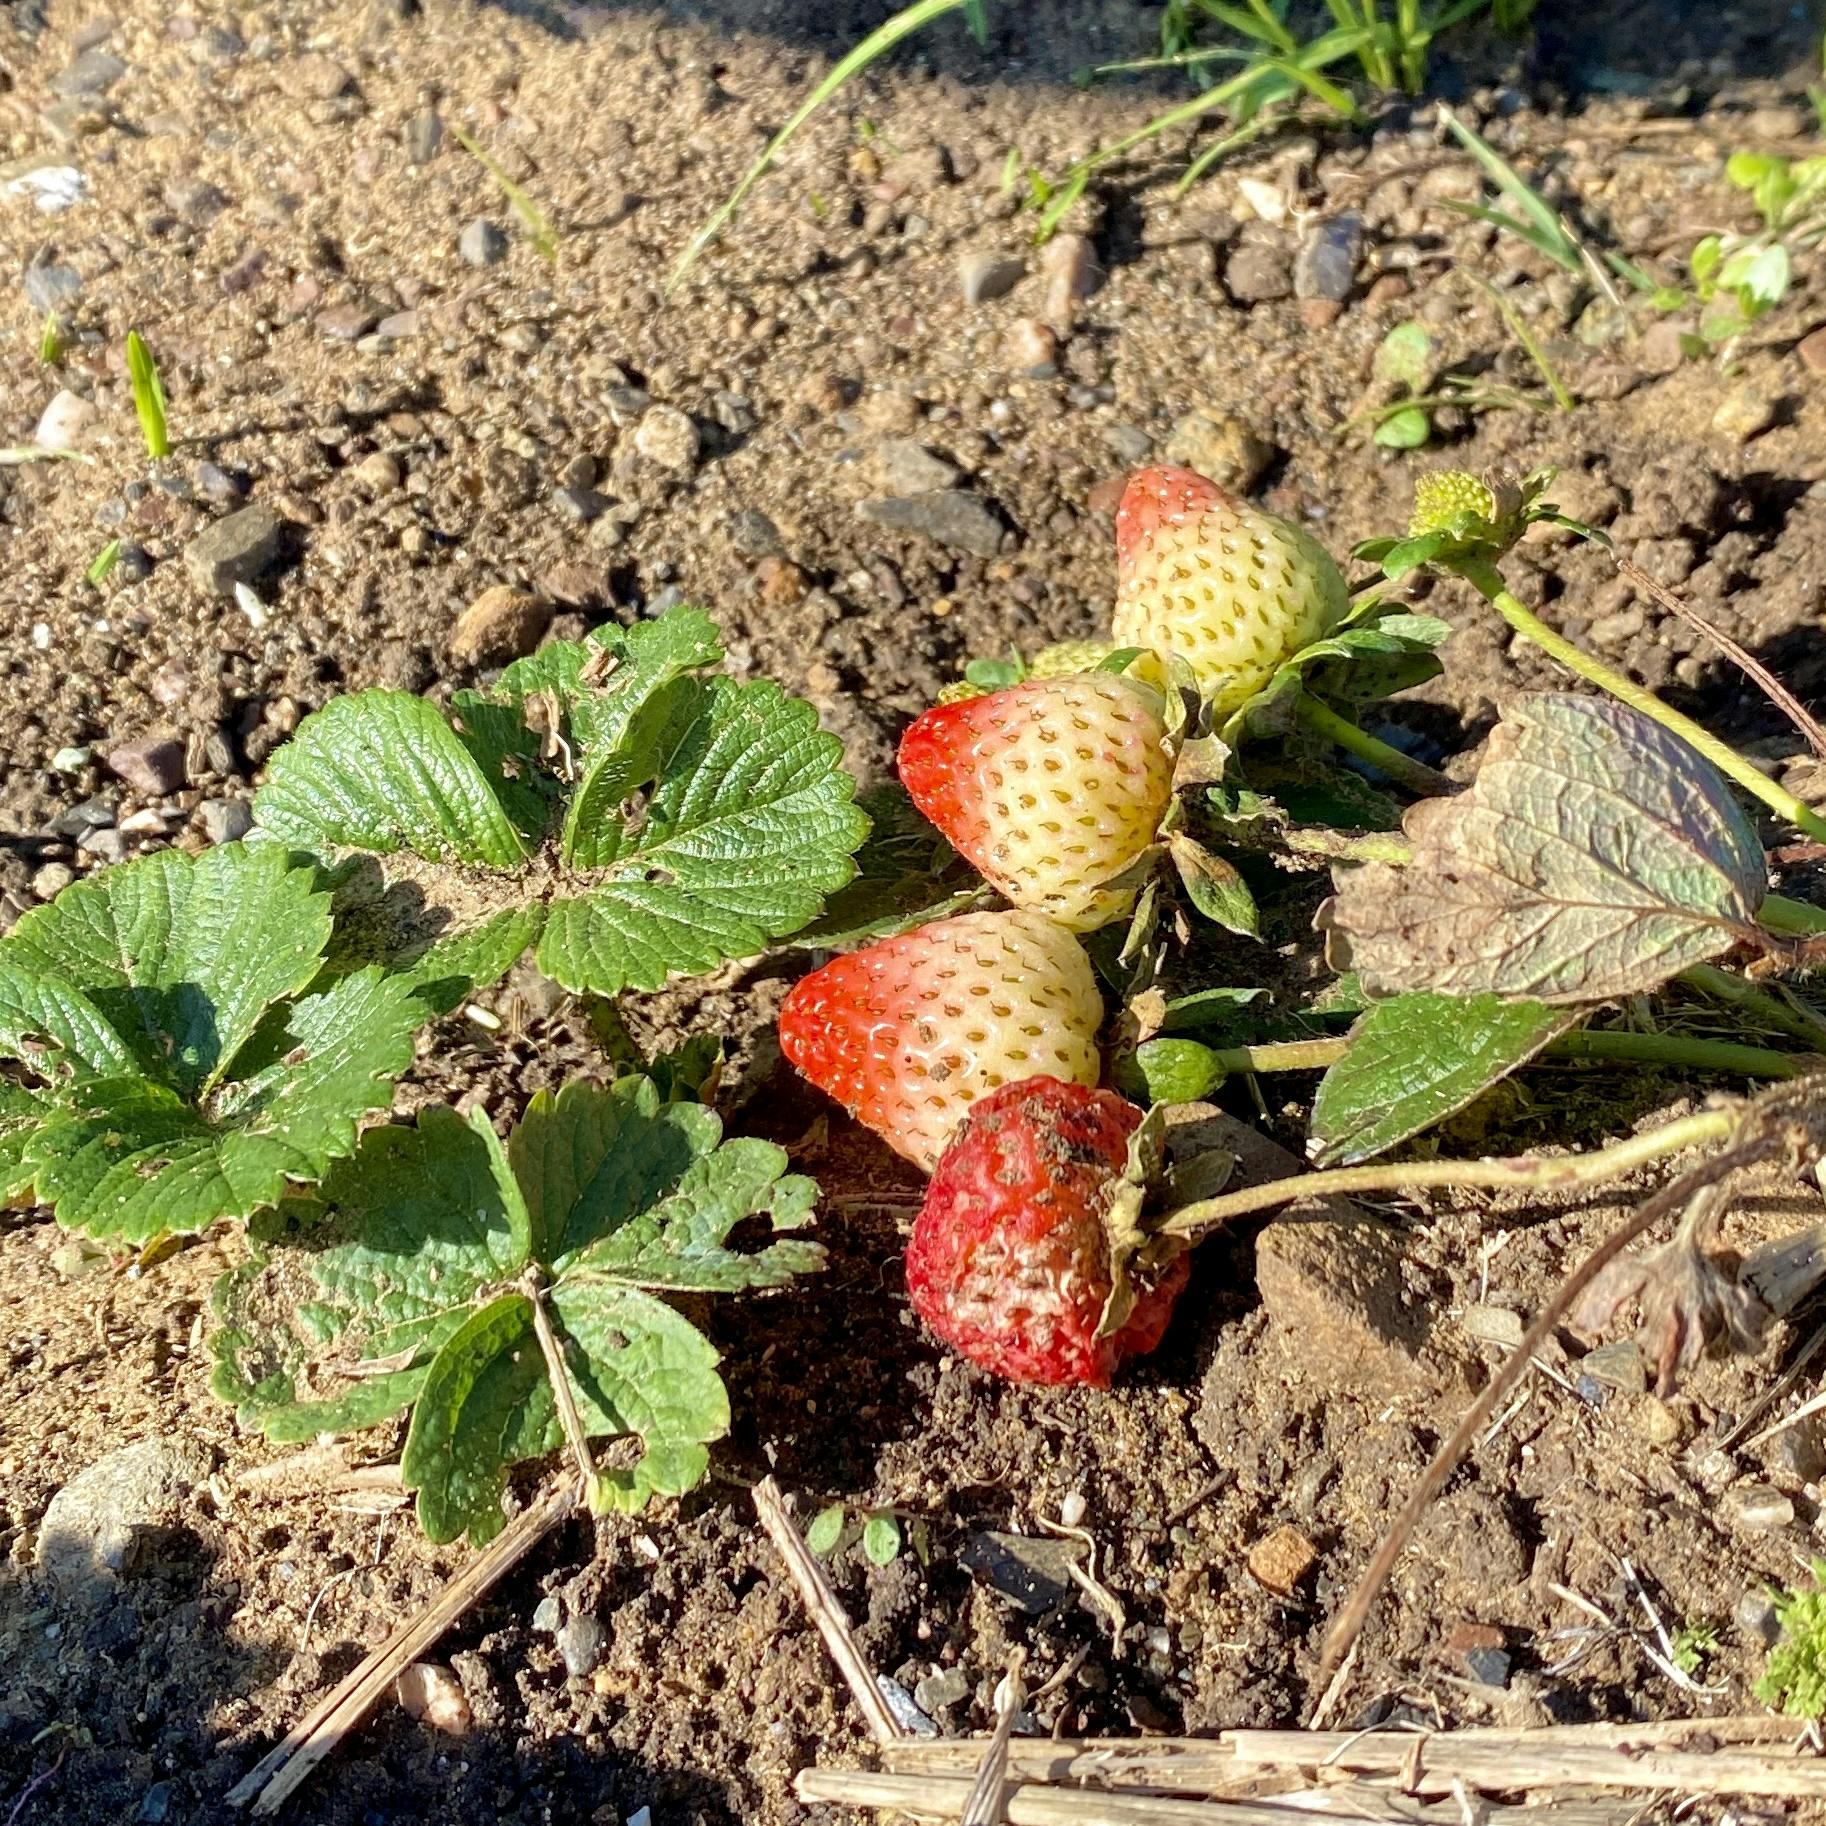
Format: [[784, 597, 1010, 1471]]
[[961, 1654, 1025, 1826], [227, 1477, 582, 1813], [1315, 1138, 1777, 1697], [880, 1718, 1826, 1798], [1614, 553, 1826, 764], [3, 1746, 67, 1826], [752, 1475, 905, 1746]]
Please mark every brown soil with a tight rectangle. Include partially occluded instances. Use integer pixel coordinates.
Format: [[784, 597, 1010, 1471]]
[[6, 1, 1826, 1821]]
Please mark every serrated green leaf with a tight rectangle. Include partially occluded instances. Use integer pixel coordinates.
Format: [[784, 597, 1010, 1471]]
[[0, 1081, 51, 1202], [1380, 529, 1453, 579], [26, 966, 424, 1242], [0, 845, 331, 1097], [1310, 992, 1578, 1165], [863, 1512, 902, 1565], [392, 906, 546, 1013], [1323, 695, 1768, 1002], [254, 691, 530, 868], [535, 678, 868, 993], [806, 1502, 846, 1556], [0, 964, 139, 1081], [445, 692, 561, 841]]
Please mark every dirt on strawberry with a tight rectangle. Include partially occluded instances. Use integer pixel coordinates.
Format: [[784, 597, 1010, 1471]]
[[7, 0, 1826, 1822]]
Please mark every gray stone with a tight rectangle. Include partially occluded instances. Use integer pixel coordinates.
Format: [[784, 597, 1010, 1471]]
[[36, 1436, 213, 1588], [23, 262, 81, 313], [914, 1666, 970, 1713], [730, 508, 781, 556], [633, 404, 700, 474], [106, 736, 186, 796], [405, 107, 442, 164], [1162, 408, 1272, 493], [50, 48, 127, 95], [960, 1531, 1080, 1615], [1721, 1483, 1795, 1533], [531, 1594, 563, 1634], [184, 504, 285, 596], [30, 861, 75, 900], [1224, 241, 1293, 304], [553, 484, 610, 522], [1102, 424, 1152, 464], [458, 218, 508, 267], [50, 796, 112, 837], [198, 798, 252, 845], [873, 438, 960, 494], [1293, 214, 1362, 302], [957, 248, 1024, 305], [876, 1677, 939, 1737], [136, 1781, 175, 1824], [1736, 1587, 1782, 1643], [317, 302, 377, 341], [79, 827, 127, 864], [857, 489, 1005, 558], [556, 1615, 606, 1679]]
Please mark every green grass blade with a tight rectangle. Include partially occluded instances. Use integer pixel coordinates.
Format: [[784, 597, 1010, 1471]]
[[962, 0, 989, 45], [1194, 0, 1296, 51], [1260, 54, 1364, 121], [1441, 106, 1577, 259], [38, 312, 63, 366], [87, 540, 121, 586], [672, 0, 968, 289], [452, 128, 559, 262], [1177, 108, 1284, 189], [126, 331, 169, 460], [1475, 276, 1575, 411]]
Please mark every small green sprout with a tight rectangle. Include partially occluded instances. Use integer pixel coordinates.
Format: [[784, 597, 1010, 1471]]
[[38, 312, 64, 367], [1688, 151, 1826, 344], [1757, 1560, 1826, 1718], [86, 540, 121, 586], [806, 1502, 905, 1565], [1671, 1620, 1720, 1680], [125, 331, 170, 459], [453, 127, 560, 263]]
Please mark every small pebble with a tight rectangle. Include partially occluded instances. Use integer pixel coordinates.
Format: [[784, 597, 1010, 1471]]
[[957, 248, 1024, 306], [405, 107, 443, 164], [1058, 1490, 1087, 1528], [1712, 385, 1776, 444], [198, 799, 252, 845], [531, 1594, 562, 1634], [553, 484, 611, 522], [1001, 317, 1057, 374], [106, 736, 186, 796], [1293, 213, 1361, 302], [1736, 1587, 1782, 1644], [355, 451, 402, 493], [34, 387, 97, 452], [1721, 1483, 1795, 1533], [632, 404, 699, 474], [556, 1615, 606, 1679], [1162, 408, 1272, 492], [1798, 325, 1826, 376], [1224, 241, 1293, 305], [395, 1662, 470, 1735], [31, 862, 75, 900], [1246, 1523, 1316, 1595], [458, 218, 508, 267], [449, 585, 551, 665], [873, 438, 960, 494], [914, 1666, 970, 1712]]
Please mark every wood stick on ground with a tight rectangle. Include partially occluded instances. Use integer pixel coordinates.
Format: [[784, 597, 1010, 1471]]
[[880, 1720, 1826, 1799], [797, 1768, 1635, 1825], [226, 1476, 583, 1814], [752, 1475, 905, 1746], [1313, 1139, 1774, 1698]]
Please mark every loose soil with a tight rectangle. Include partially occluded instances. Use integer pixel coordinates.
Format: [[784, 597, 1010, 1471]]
[[6, 1, 1826, 1822]]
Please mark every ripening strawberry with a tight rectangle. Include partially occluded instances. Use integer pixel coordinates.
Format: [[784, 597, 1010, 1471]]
[[1112, 464, 1347, 717], [904, 1075, 1190, 1386], [897, 675, 1172, 932], [778, 911, 1102, 1171]]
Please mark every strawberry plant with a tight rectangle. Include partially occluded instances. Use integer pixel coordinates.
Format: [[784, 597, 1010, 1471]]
[[212, 1078, 821, 1542]]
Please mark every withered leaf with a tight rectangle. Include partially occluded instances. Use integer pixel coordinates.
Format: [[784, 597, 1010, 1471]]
[[1320, 695, 1768, 1003]]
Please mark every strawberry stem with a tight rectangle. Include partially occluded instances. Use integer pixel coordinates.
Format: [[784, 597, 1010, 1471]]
[[1159, 1106, 1738, 1235], [1455, 557, 1826, 848], [1293, 692, 1453, 797], [1679, 961, 1826, 1052]]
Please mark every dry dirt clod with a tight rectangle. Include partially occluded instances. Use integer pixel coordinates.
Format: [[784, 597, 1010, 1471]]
[[448, 585, 552, 666], [35, 1435, 214, 1588], [1246, 1523, 1317, 1596]]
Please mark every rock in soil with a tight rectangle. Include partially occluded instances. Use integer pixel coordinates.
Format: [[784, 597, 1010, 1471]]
[[36, 1435, 213, 1588], [957, 248, 1024, 305], [183, 504, 285, 597], [1163, 409, 1273, 493], [105, 735, 186, 796], [857, 488, 1005, 557], [449, 585, 552, 665]]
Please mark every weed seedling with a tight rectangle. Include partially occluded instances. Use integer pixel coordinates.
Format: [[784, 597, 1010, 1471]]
[[1758, 1561, 1826, 1717], [85, 538, 121, 585], [1688, 150, 1826, 345], [125, 330, 169, 458], [38, 311, 63, 366]]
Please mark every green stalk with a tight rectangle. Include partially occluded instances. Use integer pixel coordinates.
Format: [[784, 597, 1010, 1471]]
[[1549, 1029, 1809, 1079], [1679, 961, 1826, 1051], [1457, 558, 1826, 847], [1294, 692, 1452, 797], [1762, 894, 1826, 937], [1162, 1106, 1738, 1233]]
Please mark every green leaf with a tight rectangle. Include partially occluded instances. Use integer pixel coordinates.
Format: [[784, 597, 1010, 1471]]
[[210, 1103, 527, 1439], [863, 1512, 903, 1565], [214, 1077, 823, 1543], [1373, 405, 1432, 449], [1169, 836, 1259, 939], [1690, 234, 1723, 286], [1721, 243, 1790, 311], [1309, 992, 1578, 1165], [1128, 1037, 1227, 1104], [0, 1081, 51, 1202], [1373, 321, 1434, 388], [27, 967, 424, 1242], [0, 845, 330, 1097], [1321, 695, 1768, 1002], [255, 691, 530, 868], [806, 1502, 846, 1556], [1159, 986, 1269, 1034], [534, 678, 868, 993], [1379, 529, 1454, 579]]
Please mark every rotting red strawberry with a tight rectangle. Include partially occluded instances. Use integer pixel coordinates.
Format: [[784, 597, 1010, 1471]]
[[1113, 463, 1347, 718], [778, 910, 1103, 1171], [897, 674, 1173, 932], [904, 1075, 1190, 1386]]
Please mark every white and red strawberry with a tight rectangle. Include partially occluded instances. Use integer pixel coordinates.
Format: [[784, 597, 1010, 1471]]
[[904, 1075, 1189, 1386], [777, 910, 1102, 1171], [897, 674, 1172, 932], [1113, 464, 1347, 717]]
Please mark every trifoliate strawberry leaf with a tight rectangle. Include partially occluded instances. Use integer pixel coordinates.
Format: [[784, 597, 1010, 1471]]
[[1321, 695, 1770, 1002], [210, 1076, 823, 1544], [251, 608, 867, 999], [0, 1081, 49, 1202], [0, 846, 424, 1239], [1309, 992, 1579, 1165]]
